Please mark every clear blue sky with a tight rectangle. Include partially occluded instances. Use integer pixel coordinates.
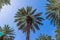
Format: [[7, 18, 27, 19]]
[[0, 0, 55, 40]]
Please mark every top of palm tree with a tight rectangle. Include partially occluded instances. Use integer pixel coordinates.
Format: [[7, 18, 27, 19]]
[[0, 0, 10, 10], [46, 0, 60, 27], [14, 6, 44, 33], [36, 34, 52, 40], [0, 25, 15, 40]]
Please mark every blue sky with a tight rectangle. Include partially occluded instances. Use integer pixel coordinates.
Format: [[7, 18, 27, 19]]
[[0, 0, 56, 40]]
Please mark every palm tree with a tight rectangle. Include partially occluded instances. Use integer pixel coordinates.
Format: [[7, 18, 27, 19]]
[[36, 34, 47, 40], [0, 25, 15, 40], [46, 0, 60, 27], [47, 36, 52, 40], [14, 6, 44, 40], [0, 0, 10, 9], [55, 27, 60, 40], [36, 34, 52, 40]]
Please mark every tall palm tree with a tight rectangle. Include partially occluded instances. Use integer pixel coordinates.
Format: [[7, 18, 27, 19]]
[[46, 0, 60, 27], [14, 6, 44, 40], [0, 0, 10, 9], [0, 25, 15, 40]]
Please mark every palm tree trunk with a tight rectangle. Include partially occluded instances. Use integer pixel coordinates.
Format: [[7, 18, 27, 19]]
[[26, 23, 31, 40]]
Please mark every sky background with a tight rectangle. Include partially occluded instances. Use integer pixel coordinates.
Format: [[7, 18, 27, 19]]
[[0, 0, 56, 40]]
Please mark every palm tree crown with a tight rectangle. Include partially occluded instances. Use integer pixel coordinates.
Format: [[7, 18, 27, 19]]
[[36, 34, 52, 40], [46, 0, 60, 27], [0, 25, 15, 40], [15, 6, 44, 33], [14, 6, 44, 40]]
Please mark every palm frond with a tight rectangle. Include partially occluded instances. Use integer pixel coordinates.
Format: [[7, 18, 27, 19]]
[[47, 0, 55, 3], [34, 12, 42, 17], [31, 24, 35, 33], [18, 22, 26, 29], [0, 0, 10, 9], [36, 17, 44, 21], [27, 6, 32, 14], [30, 9, 37, 15], [35, 20, 43, 25], [33, 23, 40, 30]]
